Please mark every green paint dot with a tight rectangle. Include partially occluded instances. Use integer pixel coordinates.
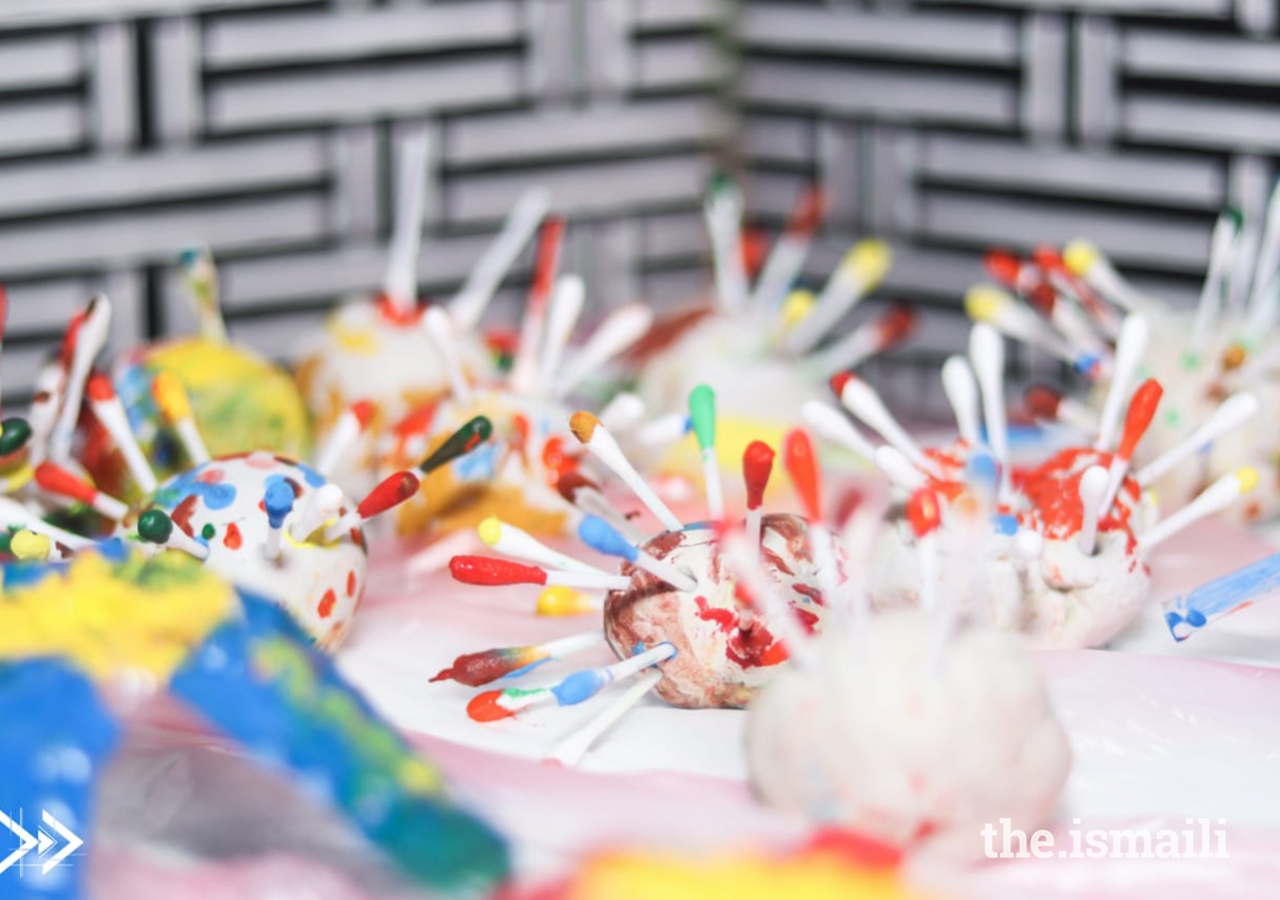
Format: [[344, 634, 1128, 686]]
[[137, 509, 173, 544], [202, 523, 216, 540], [1180, 351, 1202, 371], [1164, 408, 1182, 428], [0, 418, 32, 457]]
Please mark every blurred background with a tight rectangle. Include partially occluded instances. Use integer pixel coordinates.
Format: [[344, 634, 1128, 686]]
[[0, 0, 1269, 415]]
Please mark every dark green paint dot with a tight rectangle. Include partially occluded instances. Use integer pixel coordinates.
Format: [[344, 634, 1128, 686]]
[[0, 418, 32, 456], [137, 509, 174, 544], [201, 523, 216, 540]]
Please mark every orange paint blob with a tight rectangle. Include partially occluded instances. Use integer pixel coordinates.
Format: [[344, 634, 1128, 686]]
[[467, 691, 517, 723]]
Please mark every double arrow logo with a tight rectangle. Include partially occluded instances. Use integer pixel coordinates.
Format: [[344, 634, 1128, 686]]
[[0, 810, 83, 876]]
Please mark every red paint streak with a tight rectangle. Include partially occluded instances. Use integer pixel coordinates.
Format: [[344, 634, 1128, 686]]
[[317, 589, 336, 619], [196, 468, 224, 485], [556, 471, 600, 503], [541, 436, 579, 486], [467, 690, 517, 723], [786, 184, 826, 237], [223, 522, 242, 549], [695, 596, 736, 632], [392, 404, 438, 443], [346, 570, 357, 597], [512, 414, 531, 461], [86, 373, 115, 402], [1020, 446, 1138, 549], [905, 488, 941, 538], [793, 583, 825, 608], [873, 302, 917, 350], [171, 494, 199, 537], [450, 555, 548, 586], [803, 828, 903, 869], [793, 607, 819, 634], [1024, 384, 1062, 420], [697, 596, 792, 668]]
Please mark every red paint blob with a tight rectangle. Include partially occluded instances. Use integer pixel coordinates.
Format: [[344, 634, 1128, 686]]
[[1024, 384, 1062, 420], [782, 429, 823, 522], [742, 440, 776, 511], [905, 488, 941, 538], [374, 293, 425, 326], [829, 371, 854, 399], [223, 522, 242, 549], [467, 691, 517, 723], [171, 494, 199, 536], [1031, 245, 1064, 274], [984, 249, 1022, 286], [357, 470, 420, 518], [874, 302, 917, 349], [350, 399, 376, 429], [86, 373, 115, 403], [34, 462, 98, 505], [450, 556, 548, 586], [1117, 378, 1163, 461], [318, 589, 337, 619], [346, 570, 357, 597], [433, 648, 539, 687], [556, 471, 599, 503], [788, 184, 826, 237]]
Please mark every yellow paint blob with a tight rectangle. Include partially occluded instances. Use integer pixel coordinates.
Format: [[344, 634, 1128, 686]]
[[964, 284, 1007, 323], [0, 549, 237, 683], [846, 238, 892, 290], [1062, 239, 1098, 277], [10, 530, 51, 562], [1237, 466, 1260, 495], [536, 586, 596, 617], [780, 290, 815, 329]]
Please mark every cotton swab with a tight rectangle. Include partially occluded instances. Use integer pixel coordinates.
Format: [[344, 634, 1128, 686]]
[[85, 374, 157, 493], [135, 508, 211, 560], [51, 294, 111, 463], [569, 411, 682, 533], [906, 487, 941, 611], [322, 471, 420, 541], [750, 185, 824, 312], [179, 247, 228, 344], [968, 323, 1011, 501], [151, 371, 210, 465], [467, 642, 676, 722], [1190, 211, 1240, 352], [965, 284, 1083, 369], [1097, 378, 1163, 517], [687, 384, 724, 520], [831, 373, 937, 475], [288, 483, 344, 541], [1163, 548, 1280, 642], [577, 515, 697, 592], [742, 440, 775, 563], [873, 445, 927, 491], [449, 185, 551, 332], [478, 516, 610, 575], [1023, 384, 1100, 435], [782, 428, 842, 613], [555, 471, 645, 542], [597, 392, 645, 436], [545, 669, 663, 767], [536, 274, 585, 397], [1061, 240, 1160, 315], [800, 400, 877, 463], [262, 480, 294, 561], [381, 127, 432, 313], [553, 303, 653, 398], [1076, 465, 1109, 556], [431, 631, 606, 686], [423, 305, 473, 406], [1093, 314, 1150, 452], [704, 172, 749, 312], [0, 497, 94, 551], [1140, 467, 1258, 553], [804, 301, 916, 377], [510, 217, 566, 395], [634, 412, 689, 447], [1137, 392, 1259, 487], [941, 356, 981, 446], [450, 555, 632, 591], [314, 400, 376, 478], [536, 586, 602, 616], [418, 416, 493, 474], [34, 461, 128, 520], [786, 239, 892, 354], [27, 365, 62, 465]]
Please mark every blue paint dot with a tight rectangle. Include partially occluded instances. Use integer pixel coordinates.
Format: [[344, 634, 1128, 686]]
[[1073, 353, 1099, 376], [578, 516, 637, 561], [1187, 609, 1207, 627], [991, 514, 1018, 536], [294, 463, 326, 488], [551, 671, 605, 706], [454, 443, 497, 482]]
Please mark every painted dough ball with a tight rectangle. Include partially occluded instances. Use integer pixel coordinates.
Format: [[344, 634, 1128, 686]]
[[126, 452, 366, 650], [602, 514, 838, 709], [293, 297, 493, 496], [748, 608, 1071, 859], [381, 388, 574, 538], [84, 338, 312, 501]]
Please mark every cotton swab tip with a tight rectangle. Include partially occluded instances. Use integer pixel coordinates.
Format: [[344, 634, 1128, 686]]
[[688, 384, 716, 452], [964, 284, 1012, 323], [151, 371, 193, 423], [847, 239, 892, 289], [569, 411, 600, 444], [905, 487, 941, 538], [782, 428, 822, 522], [1062, 240, 1099, 277], [1116, 379, 1163, 461], [743, 440, 776, 511]]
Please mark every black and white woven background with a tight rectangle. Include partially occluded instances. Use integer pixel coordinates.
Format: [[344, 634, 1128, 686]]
[[0, 0, 1274, 419]]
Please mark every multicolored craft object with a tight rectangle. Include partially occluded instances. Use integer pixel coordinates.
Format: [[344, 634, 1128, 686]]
[[433, 386, 843, 767], [629, 175, 914, 484], [0, 543, 508, 899], [379, 217, 654, 540], [970, 194, 1280, 524], [503, 829, 928, 900], [13, 295, 488, 649], [79, 250, 312, 503], [808, 320, 1257, 649], [294, 128, 548, 497]]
